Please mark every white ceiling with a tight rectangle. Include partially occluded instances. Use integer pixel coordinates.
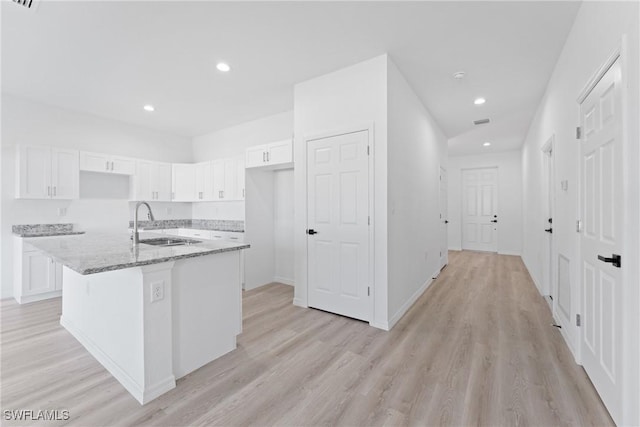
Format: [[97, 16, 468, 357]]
[[2, 1, 580, 154]]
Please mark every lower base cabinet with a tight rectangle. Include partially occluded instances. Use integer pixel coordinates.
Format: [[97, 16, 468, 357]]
[[14, 238, 62, 304]]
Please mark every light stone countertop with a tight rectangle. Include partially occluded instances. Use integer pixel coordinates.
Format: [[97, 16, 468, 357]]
[[25, 232, 250, 275]]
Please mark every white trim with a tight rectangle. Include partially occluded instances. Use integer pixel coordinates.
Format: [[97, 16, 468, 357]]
[[61, 316, 176, 405], [14, 290, 61, 304], [522, 254, 544, 296], [576, 48, 621, 104], [376, 266, 441, 331], [273, 276, 294, 286], [498, 250, 521, 256], [302, 123, 375, 324]]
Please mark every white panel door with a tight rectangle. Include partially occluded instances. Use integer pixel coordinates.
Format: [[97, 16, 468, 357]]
[[110, 156, 136, 175], [246, 146, 266, 168], [224, 158, 238, 200], [211, 160, 225, 200], [156, 162, 173, 201], [307, 130, 369, 321], [195, 161, 213, 201], [80, 151, 111, 173], [236, 156, 245, 200], [22, 252, 56, 296], [17, 145, 51, 199], [51, 148, 79, 199], [136, 160, 154, 200], [439, 167, 448, 269], [461, 168, 498, 252], [580, 58, 623, 423]]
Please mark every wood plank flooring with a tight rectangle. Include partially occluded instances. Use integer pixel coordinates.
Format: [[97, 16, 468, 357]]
[[1, 251, 614, 426]]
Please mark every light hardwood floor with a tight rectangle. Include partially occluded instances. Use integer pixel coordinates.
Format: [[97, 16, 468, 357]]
[[1, 251, 613, 426]]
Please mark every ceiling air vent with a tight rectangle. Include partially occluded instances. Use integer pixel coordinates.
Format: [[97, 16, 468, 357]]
[[12, 0, 38, 10], [473, 118, 490, 125]]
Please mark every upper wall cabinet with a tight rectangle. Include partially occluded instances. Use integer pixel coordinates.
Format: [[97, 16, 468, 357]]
[[195, 161, 214, 201], [172, 163, 196, 201], [80, 151, 136, 175], [133, 160, 172, 201], [245, 139, 293, 169], [15, 145, 79, 200]]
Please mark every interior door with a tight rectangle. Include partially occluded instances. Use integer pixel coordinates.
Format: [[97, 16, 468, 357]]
[[580, 58, 623, 423], [439, 167, 448, 269], [307, 130, 369, 321], [461, 168, 498, 252]]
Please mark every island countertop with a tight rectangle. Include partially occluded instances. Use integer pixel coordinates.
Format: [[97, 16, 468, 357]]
[[24, 232, 250, 275]]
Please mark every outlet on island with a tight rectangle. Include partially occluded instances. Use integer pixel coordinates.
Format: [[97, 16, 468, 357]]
[[151, 281, 164, 303]]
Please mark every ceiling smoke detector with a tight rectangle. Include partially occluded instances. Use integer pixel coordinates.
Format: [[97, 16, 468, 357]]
[[473, 118, 491, 125], [452, 71, 466, 80]]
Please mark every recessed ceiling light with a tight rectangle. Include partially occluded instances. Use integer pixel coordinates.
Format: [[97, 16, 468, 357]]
[[216, 62, 231, 72], [474, 97, 486, 105], [143, 105, 155, 112], [453, 71, 466, 80], [483, 142, 491, 147]]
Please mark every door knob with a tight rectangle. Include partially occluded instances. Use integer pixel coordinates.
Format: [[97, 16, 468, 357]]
[[597, 254, 621, 268], [444, 220, 449, 224], [306, 229, 318, 235], [490, 219, 498, 223], [545, 228, 553, 233]]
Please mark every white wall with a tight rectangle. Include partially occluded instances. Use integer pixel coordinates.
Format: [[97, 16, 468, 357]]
[[293, 55, 389, 327], [191, 111, 293, 221], [1, 95, 193, 298], [447, 150, 522, 255], [520, 2, 639, 425], [274, 169, 294, 285], [386, 59, 448, 326]]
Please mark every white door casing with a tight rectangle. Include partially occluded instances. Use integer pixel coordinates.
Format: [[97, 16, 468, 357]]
[[579, 58, 623, 423], [461, 168, 498, 252], [439, 167, 448, 269], [307, 130, 370, 322]]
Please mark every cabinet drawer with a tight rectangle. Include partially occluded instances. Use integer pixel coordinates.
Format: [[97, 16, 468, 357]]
[[178, 229, 212, 240]]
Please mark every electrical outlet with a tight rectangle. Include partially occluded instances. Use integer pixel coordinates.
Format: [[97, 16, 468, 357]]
[[57, 207, 67, 216], [151, 281, 164, 303]]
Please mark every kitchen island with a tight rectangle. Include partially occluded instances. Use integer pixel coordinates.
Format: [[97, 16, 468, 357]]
[[26, 232, 249, 404]]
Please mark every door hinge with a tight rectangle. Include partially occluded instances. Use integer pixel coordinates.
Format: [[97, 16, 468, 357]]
[[367, 287, 370, 296], [576, 219, 582, 233], [576, 314, 581, 327], [368, 216, 370, 226], [367, 145, 370, 155], [576, 126, 582, 139]]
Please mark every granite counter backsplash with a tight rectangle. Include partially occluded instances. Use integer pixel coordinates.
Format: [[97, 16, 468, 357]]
[[128, 219, 244, 232], [12, 223, 85, 238]]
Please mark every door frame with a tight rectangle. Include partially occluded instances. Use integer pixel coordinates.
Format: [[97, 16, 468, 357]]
[[460, 166, 499, 253], [300, 123, 375, 324], [439, 165, 448, 269], [541, 135, 555, 300], [576, 37, 637, 425]]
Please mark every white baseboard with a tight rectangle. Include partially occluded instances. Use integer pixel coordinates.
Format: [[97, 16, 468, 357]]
[[369, 321, 390, 331], [521, 255, 543, 296], [15, 290, 62, 305], [273, 276, 294, 286], [498, 250, 522, 256], [60, 316, 175, 405], [385, 267, 441, 331], [292, 297, 307, 308], [448, 246, 462, 251]]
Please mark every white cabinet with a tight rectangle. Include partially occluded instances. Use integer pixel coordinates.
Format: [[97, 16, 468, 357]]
[[177, 228, 212, 240], [134, 160, 172, 201], [16, 145, 79, 199], [195, 162, 214, 201], [172, 163, 196, 201], [245, 139, 293, 169], [212, 160, 226, 201], [13, 239, 62, 304], [213, 158, 243, 201], [237, 157, 246, 200], [80, 151, 136, 175]]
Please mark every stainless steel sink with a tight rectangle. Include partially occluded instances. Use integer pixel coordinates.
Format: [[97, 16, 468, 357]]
[[139, 237, 202, 247]]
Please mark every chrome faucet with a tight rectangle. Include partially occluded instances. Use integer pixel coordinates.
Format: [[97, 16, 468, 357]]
[[132, 201, 155, 246]]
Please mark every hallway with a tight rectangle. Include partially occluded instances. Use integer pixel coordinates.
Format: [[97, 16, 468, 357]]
[[1, 251, 613, 426]]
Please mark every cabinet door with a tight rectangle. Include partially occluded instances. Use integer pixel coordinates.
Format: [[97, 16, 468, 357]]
[[54, 261, 64, 291], [16, 145, 51, 199], [51, 148, 79, 199], [80, 151, 111, 173], [135, 160, 154, 200], [223, 158, 237, 201], [195, 162, 213, 201], [246, 145, 266, 168], [172, 163, 196, 201], [22, 251, 56, 296], [267, 139, 293, 165], [212, 160, 226, 200], [156, 162, 173, 201], [111, 156, 136, 175], [236, 156, 245, 200]]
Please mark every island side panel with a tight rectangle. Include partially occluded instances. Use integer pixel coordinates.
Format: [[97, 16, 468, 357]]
[[172, 250, 241, 379], [60, 264, 176, 404]]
